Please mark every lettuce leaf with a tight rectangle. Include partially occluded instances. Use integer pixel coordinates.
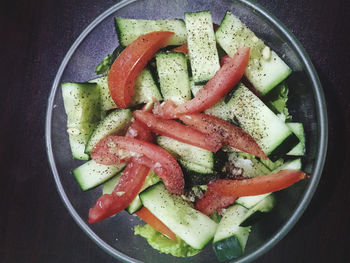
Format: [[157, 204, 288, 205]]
[[95, 46, 125, 75], [267, 82, 291, 122], [134, 224, 201, 257]]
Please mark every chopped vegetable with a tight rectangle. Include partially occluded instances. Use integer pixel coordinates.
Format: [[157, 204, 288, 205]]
[[134, 224, 200, 257], [179, 113, 267, 159], [209, 170, 306, 197], [172, 44, 188, 54], [108, 31, 174, 108], [62, 10, 305, 261], [153, 47, 250, 118], [136, 207, 177, 242], [125, 119, 155, 142], [195, 188, 236, 216], [91, 136, 184, 194], [133, 110, 222, 152], [88, 161, 149, 223]]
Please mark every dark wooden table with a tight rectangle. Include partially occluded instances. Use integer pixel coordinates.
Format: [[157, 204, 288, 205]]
[[1, 0, 349, 262]]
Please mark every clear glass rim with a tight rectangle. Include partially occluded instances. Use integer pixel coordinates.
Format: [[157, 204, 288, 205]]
[[45, 0, 328, 262]]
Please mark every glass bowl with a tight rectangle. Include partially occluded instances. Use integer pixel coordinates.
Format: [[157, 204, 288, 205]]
[[45, 0, 327, 262]]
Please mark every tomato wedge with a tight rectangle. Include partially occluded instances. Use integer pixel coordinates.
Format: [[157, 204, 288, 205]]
[[91, 136, 184, 195], [220, 55, 231, 67], [179, 113, 267, 159], [154, 47, 250, 118], [195, 188, 236, 216], [88, 161, 149, 223], [172, 44, 188, 54], [108, 31, 174, 108], [136, 207, 177, 242], [133, 110, 221, 152], [126, 119, 155, 142], [209, 170, 306, 197]]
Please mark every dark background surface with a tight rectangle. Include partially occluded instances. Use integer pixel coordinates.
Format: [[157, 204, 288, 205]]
[[1, 0, 349, 262]]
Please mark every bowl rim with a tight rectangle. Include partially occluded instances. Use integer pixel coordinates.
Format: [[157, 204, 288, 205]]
[[45, 0, 328, 262]]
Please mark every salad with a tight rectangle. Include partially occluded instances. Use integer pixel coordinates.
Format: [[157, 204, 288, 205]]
[[62, 10, 307, 261]]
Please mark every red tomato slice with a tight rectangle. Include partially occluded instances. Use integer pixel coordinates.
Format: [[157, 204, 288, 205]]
[[154, 47, 250, 118], [213, 23, 219, 32], [91, 136, 184, 195], [126, 119, 155, 142], [88, 161, 149, 223], [89, 117, 154, 223], [131, 155, 184, 195], [108, 31, 174, 108], [171, 44, 188, 54], [220, 55, 231, 67], [195, 188, 236, 216], [133, 110, 222, 152], [179, 113, 267, 160], [209, 170, 306, 197], [136, 207, 177, 242]]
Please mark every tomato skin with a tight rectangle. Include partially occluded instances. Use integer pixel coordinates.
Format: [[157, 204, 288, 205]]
[[179, 113, 267, 160], [195, 188, 236, 216], [131, 155, 184, 195], [126, 119, 155, 142], [171, 44, 188, 54], [89, 117, 155, 224], [133, 110, 222, 152], [108, 31, 174, 108], [88, 161, 149, 223], [209, 170, 306, 197], [220, 55, 231, 67], [136, 207, 177, 242], [154, 47, 250, 118], [91, 136, 184, 194]]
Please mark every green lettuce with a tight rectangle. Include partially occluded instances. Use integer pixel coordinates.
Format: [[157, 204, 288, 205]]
[[134, 224, 201, 257], [95, 45, 125, 75], [267, 82, 291, 122]]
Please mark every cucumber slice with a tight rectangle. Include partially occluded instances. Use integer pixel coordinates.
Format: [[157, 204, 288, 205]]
[[236, 159, 301, 210], [62, 82, 101, 124], [213, 228, 250, 262], [89, 67, 162, 111], [140, 183, 218, 249], [155, 52, 191, 104], [213, 205, 251, 260], [185, 11, 220, 83], [156, 136, 214, 170], [190, 80, 235, 121], [260, 157, 284, 171], [213, 195, 275, 261], [180, 160, 219, 186], [62, 82, 101, 160], [73, 160, 126, 191], [131, 68, 163, 106], [216, 12, 291, 95], [66, 122, 97, 160], [239, 194, 276, 227], [157, 135, 216, 186], [272, 158, 302, 173], [89, 76, 117, 111], [228, 152, 271, 178], [85, 109, 132, 154], [235, 194, 271, 209], [230, 84, 299, 161], [115, 18, 187, 46], [286, 123, 305, 156], [103, 170, 160, 214]]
